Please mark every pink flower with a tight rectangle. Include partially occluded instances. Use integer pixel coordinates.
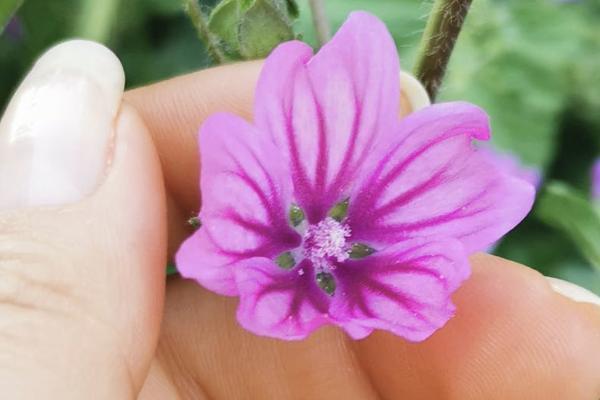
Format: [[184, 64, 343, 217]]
[[593, 159, 600, 200], [478, 147, 542, 190], [176, 12, 535, 341]]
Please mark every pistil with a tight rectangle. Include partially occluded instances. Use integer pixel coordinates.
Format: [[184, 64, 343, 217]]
[[303, 217, 351, 271]]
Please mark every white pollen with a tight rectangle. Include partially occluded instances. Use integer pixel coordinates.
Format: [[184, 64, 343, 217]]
[[303, 217, 351, 271]]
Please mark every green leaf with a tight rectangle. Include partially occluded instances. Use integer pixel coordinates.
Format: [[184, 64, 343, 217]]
[[284, 0, 298, 18], [240, 0, 255, 10], [536, 182, 600, 271], [440, 0, 577, 169], [0, 0, 23, 33], [166, 263, 178, 276], [146, 0, 183, 15], [207, 0, 297, 60], [295, 0, 423, 50], [269, 0, 298, 21], [238, 0, 294, 59], [208, 0, 242, 57]]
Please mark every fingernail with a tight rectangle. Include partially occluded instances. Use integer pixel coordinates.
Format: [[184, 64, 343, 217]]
[[0, 40, 124, 209], [546, 277, 600, 307], [399, 71, 430, 117]]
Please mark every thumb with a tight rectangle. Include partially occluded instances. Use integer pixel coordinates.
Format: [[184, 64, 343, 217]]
[[0, 41, 166, 398]]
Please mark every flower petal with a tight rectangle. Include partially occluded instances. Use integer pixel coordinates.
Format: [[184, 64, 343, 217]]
[[339, 322, 374, 340], [254, 12, 401, 222], [330, 238, 470, 342], [235, 259, 330, 340], [348, 102, 536, 253], [478, 146, 542, 189], [176, 113, 300, 295]]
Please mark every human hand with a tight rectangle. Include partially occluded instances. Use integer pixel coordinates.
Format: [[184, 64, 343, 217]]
[[1, 40, 599, 399]]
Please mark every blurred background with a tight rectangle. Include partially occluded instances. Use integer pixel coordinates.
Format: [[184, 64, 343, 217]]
[[1, 0, 599, 293]]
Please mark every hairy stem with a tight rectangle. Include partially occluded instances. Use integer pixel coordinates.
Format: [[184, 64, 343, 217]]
[[413, 0, 473, 101], [183, 0, 226, 64], [308, 0, 330, 45]]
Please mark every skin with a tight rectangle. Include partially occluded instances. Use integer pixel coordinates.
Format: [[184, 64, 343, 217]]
[[0, 60, 599, 399]]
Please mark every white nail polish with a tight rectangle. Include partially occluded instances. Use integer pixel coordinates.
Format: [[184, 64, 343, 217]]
[[0, 40, 124, 209], [546, 277, 600, 307], [399, 71, 430, 115]]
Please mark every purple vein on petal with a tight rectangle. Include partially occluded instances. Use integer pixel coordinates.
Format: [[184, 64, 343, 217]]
[[226, 212, 272, 236], [372, 132, 467, 195], [241, 260, 329, 330], [352, 107, 490, 209], [226, 171, 278, 221], [339, 271, 434, 327], [325, 93, 361, 194], [226, 144, 285, 215], [362, 279, 433, 325], [308, 77, 329, 194], [283, 88, 313, 207], [370, 168, 448, 220], [379, 186, 493, 235]]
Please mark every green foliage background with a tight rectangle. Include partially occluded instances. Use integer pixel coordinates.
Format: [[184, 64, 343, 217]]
[[1, 0, 599, 293]]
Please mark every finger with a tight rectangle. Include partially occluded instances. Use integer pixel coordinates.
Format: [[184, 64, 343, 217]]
[[140, 254, 600, 400], [125, 62, 261, 259], [125, 62, 262, 215], [0, 41, 166, 398], [125, 64, 428, 211], [354, 254, 600, 400], [124, 64, 429, 258]]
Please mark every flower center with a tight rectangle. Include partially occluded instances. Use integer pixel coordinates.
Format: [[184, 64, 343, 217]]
[[303, 217, 351, 271]]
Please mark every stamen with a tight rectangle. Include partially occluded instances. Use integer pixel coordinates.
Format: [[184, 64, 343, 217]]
[[316, 272, 336, 296], [289, 204, 305, 227], [328, 198, 350, 222], [349, 243, 376, 259], [276, 251, 296, 269], [303, 217, 351, 271]]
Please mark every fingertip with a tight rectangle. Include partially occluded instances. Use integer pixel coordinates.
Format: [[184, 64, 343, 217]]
[[399, 71, 430, 117], [82, 102, 167, 388], [89, 101, 167, 268], [546, 276, 600, 307], [0, 39, 125, 209], [124, 61, 263, 214], [354, 253, 600, 399]]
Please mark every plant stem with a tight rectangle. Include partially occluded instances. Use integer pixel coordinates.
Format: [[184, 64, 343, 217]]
[[75, 0, 120, 43], [413, 0, 473, 101], [183, 0, 226, 64], [308, 0, 330, 45]]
